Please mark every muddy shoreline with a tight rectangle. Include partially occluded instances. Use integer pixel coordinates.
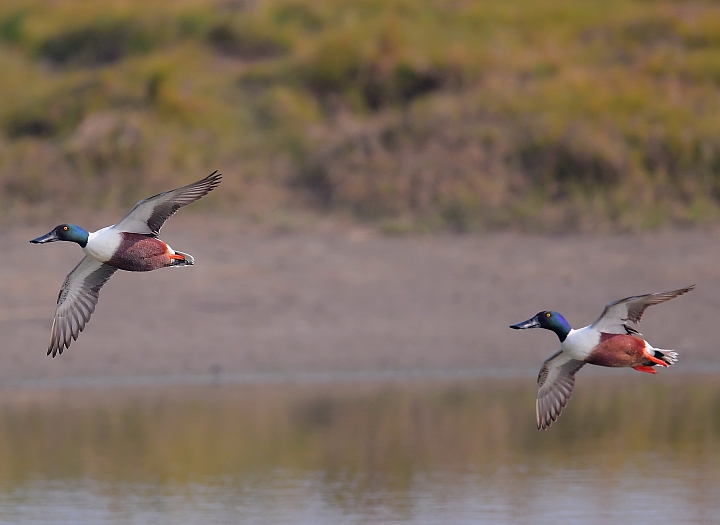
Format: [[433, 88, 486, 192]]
[[3, 221, 718, 385]]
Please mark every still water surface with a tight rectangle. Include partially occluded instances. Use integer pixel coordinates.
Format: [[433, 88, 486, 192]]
[[0, 373, 718, 524]]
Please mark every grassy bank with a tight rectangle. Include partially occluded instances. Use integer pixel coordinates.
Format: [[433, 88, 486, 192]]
[[2, 0, 720, 231]]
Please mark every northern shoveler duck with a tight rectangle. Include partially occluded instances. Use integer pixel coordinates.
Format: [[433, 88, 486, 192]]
[[30, 171, 222, 357], [510, 285, 694, 430]]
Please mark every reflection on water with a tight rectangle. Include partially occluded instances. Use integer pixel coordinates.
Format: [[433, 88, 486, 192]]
[[0, 374, 719, 524]]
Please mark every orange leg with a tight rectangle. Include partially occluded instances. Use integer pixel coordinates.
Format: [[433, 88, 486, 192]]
[[633, 366, 657, 374], [168, 253, 185, 261]]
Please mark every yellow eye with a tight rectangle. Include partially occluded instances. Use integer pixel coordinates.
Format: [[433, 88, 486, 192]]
[[63, 226, 68, 231], [545, 312, 551, 318]]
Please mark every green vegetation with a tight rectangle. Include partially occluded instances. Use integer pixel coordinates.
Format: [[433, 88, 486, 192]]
[[2, 0, 720, 231]]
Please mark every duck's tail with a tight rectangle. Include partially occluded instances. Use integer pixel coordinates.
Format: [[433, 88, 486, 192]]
[[169, 251, 194, 267], [634, 347, 678, 374], [652, 348, 678, 366]]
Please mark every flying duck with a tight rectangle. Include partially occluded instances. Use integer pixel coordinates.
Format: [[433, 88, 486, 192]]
[[30, 171, 222, 356], [510, 285, 694, 430]]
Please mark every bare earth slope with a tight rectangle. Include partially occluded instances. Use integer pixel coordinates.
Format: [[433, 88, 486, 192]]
[[2, 222, 718, 385]]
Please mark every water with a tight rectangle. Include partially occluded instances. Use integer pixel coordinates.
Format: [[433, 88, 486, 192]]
[[0, 374, 718, 524]]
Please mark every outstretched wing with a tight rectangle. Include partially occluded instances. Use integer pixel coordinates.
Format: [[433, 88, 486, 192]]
[[49, 256, 117, 357], [536, 350, 585, 430], [590, 285, 694, 334], [113, 171, 222, 236]]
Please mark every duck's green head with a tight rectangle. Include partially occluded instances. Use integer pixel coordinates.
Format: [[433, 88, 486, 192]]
[[30, 224, 89, 247], [510, 311, 572, 342]]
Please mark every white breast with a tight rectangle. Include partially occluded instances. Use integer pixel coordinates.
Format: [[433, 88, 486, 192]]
[[83, 226, 122, 263], [561, 326, 600, 360]]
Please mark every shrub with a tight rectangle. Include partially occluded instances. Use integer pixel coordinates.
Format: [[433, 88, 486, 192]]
[[0, 10, 26, 43], [207, 22, 289, 60], [38, 21, 155, 67]]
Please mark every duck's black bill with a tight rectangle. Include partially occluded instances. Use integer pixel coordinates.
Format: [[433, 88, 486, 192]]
[[510, 316, 541, 330], [30, 230, 59, 244]]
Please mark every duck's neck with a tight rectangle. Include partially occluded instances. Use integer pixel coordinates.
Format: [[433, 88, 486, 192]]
[[555, 328, 570, 342], [548, 315, 572, 342], [72, 228, 89, 247]]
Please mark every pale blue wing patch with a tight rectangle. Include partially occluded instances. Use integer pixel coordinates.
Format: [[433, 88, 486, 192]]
[[589, 285, 694, 335], [113, 171, 222, 236]]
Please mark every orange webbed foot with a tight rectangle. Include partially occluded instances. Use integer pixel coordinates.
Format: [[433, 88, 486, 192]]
[[633, 365, 657, 374], [644, 352, 669, 368], [168, 253, 185, 261]]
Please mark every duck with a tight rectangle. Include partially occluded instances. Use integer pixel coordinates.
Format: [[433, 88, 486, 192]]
[[510, 285, 694, 430], [30, 171, 222, 357]]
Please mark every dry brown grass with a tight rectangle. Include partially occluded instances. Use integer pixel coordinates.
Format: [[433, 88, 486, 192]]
[[3, 0, 720, 231]]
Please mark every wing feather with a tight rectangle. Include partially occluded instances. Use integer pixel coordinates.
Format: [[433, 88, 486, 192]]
[[113, 171, 222, 236], [536, 350, 585, 430], [589, 285, 694, 334], [48, 256, 117, 356]]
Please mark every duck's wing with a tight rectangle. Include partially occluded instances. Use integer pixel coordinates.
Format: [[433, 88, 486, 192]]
[[113, 171, 222, 236], [49, 256, 117, 357], [536, 350, 585, 430], [589, 285, 694, 334]]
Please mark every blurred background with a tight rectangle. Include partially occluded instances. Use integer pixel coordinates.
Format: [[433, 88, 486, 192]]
[[5, 0, 720, 231], [1, 0, 720, 523]]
